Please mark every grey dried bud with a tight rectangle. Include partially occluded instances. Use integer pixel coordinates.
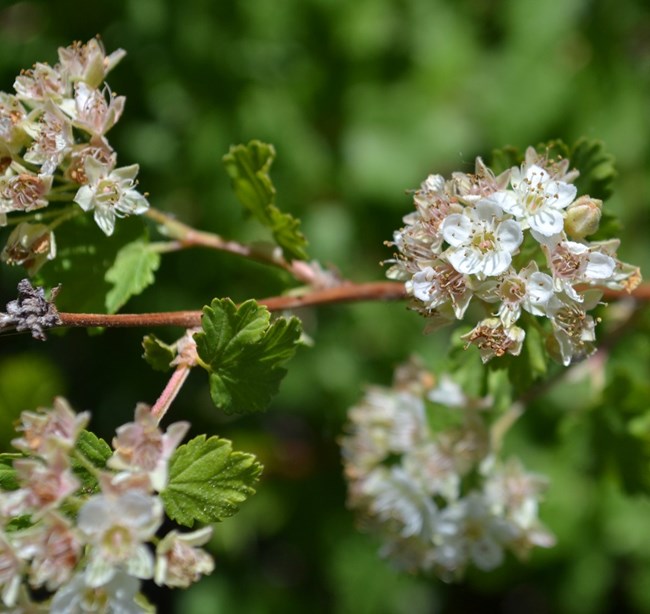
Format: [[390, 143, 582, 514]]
[[0, 279, 61, 340]]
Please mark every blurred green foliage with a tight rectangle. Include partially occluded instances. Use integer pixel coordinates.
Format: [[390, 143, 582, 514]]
[[1, 0, 650, 612]]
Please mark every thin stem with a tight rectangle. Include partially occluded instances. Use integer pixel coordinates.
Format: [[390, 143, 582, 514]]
[[150, 364, 192, 423], [144, 207, 318, 284]]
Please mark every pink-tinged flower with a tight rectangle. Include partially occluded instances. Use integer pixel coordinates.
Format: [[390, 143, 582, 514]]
[[540, 238, 615, 301], [1, 222, 56, 275], [50, 569, 145, 614], [60, 83, 125, 136], [547, 292, 599, 366], [479, 263, 555, 327], [23, 107, 73, 175], [154, 527, 215, 588], [0, 93, 28, 151], [461, 318, 525, 363], [17, 512, 81, 591], [108, 404, 189, 492], [491, 164, 576, 237], [12, 397, 89, 458], [65, 137, 116, 185], [57, 38, 127, 89], [73, 158, 149, 236], [14, 63, 65, 104], [0, 532, 22, 607], [13, 450, 80, 515], [441, 200, 523, 279], [78, 490, 163, 587], [0, 172, 52, 214], [407, 261, 473, 320]]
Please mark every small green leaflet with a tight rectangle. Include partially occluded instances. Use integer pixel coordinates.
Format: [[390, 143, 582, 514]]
[[0, 453, 21, 491], [223, 140, 308, 261], [105, 239, 161, 313], [142, 334, 176, 372], [72, 430, 113, 494], [570, 138, 617, 202], [161, 435, 262, 527], [194, 298, 302, 414]]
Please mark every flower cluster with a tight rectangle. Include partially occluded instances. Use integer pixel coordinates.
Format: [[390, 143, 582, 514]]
[[0, 398, 214, 612], [341, 362, 554, 580], [0, 38, 149, 274], [387, 148, 641, 365]]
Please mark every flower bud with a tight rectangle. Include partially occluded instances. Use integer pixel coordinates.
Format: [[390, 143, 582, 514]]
[[564, 195, 602, 239], [1, 222, 56, 274]]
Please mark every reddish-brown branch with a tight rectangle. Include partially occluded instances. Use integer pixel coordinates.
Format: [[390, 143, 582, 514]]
[[53, 281, 649, 331], [56, 281, 409, 329]]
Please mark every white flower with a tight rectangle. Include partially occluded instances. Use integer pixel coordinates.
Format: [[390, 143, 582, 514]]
[[73, 158, 149, 236], [433, 493, 516, 574], [60, 83, 125, 136], [0, 533, 22, 607], [57, 38, 127, 89], [407, 262, 473, 319], [461, 318, 526, 363], [547, 292, 599, 366], [491, 164, 576, 236], [50, 570, 145, 614], [23, 107, 73, 175], [154, 527, 215, 588], [441, 200, 523, 278], [77, 490, 163, 587]]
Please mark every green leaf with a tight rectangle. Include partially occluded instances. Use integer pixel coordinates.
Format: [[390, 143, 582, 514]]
[[72, 430, 112, 493], [0, 453, 21, 491], [142, 334, 176, 372], [36, 214, 145, 314], [161, 435, 262, 527], [194, 298, 302, 414], [223, 140, 308, 261], [570, 138, 617, 202], [105, 239, 160, 313]]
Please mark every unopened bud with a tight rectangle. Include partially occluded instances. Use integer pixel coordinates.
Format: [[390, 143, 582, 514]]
[[1, 222, 56, 274], [565, 195, 602, 240]]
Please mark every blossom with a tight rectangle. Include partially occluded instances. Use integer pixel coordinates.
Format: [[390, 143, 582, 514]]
[[0, 532, 22, 607], [108, 404, 189, 492], [461, 318, 526, 363], [11, 397, 89, 458], [441, 200, 523, 278], [0, 172, 52, 214], [494, 163, 577, 236], [60, 83, 125, 136], [77, 490, 163, 587], [23, 107, 73, 175], [1, 222, 56, 275], [50, 570, 145, 614], [154, 527, 215, 588], [57, 38, 126, 89], [73, 158, 149, 235]]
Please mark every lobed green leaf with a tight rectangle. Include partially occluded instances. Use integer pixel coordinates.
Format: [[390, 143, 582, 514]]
[[194, 298, 302, 414], [142, 334, 176, 372], [105, 239, 161, 313], [72, 430, 113, 494], [223, 140, 308, 261], [161, 434, 262, 527]]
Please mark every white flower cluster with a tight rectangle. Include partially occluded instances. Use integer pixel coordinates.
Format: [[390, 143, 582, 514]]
[[341, 363, 554, 580], [0, 38, 150, 274], [387, 148, 641, 365], [0, 399, 214, 612]]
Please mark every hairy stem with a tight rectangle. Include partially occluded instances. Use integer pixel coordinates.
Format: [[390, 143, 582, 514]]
[[144, 207, 318, 284], [150, 363, 192, 423]]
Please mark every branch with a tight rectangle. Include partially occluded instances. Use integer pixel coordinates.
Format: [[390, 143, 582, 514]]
[[55, 281, 409, 329], [144, 208, 318, 285]]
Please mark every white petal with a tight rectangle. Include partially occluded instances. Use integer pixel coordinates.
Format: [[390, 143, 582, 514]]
[[475, 198, 505, 220], [447, 247, 480, 275], [496, 219, 523, 252], [480, 251, 511, 277], [585, 252, 615, 280], [441, 213, 471, 247], [529, 209, 564, 236], [94, 205, 116, 236], [479, 191, 516, 216], [73, 186, 94, 212], [551, 182, 577, 209]]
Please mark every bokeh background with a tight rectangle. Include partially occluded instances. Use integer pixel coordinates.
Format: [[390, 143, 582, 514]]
[[1, 0, 650, 612]]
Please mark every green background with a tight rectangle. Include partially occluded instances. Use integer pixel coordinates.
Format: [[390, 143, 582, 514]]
[[1, 0, 650, 612]]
